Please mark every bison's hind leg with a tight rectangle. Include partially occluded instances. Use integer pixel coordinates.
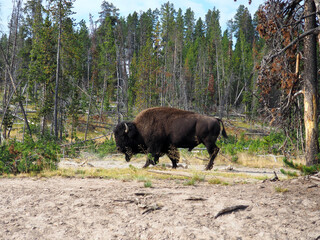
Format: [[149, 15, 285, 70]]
[[205, 146, 219, 170], [143, 158, 152, 168], [167, 146, 180, 169], [203, 138, 220, 170]]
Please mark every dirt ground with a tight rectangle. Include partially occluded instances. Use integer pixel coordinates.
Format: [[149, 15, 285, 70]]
[[0, 156, 320, 240]]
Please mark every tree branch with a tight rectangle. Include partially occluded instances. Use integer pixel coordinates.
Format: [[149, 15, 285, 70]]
[[267, 26, 320, 63]]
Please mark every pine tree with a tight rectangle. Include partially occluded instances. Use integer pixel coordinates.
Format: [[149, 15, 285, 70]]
[[48, 0, 75, 139], [28, 15, 56, 136]]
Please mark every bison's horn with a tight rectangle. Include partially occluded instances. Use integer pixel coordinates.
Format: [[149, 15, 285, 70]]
[[124, 123, 129, 133]]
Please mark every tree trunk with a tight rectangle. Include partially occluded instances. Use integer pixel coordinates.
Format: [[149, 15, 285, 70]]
[[99, 73, 107, 120], [303, 0, 319, 166], [0, 45, 33, 140], [85, 81, 94, 141], [54, 0, 62, 139]]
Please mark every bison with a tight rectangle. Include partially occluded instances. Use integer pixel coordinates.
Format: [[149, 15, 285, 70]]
[[113, 107, 227, 170]]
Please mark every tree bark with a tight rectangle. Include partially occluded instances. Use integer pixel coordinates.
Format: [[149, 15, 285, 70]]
[[84, 80, 94, 141], [303, 0, 319, 166], [54, 0, 62, 139]]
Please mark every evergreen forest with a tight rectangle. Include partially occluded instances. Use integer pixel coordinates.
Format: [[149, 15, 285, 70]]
[[1, 0, 320, 174]]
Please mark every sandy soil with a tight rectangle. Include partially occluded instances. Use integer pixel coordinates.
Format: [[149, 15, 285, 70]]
[[1, 169, 320, 240]]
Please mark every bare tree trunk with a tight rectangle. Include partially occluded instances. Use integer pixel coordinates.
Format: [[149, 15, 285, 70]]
[[85, 80, 94, 141], [54, 0, 62, 139], [99, 73, 107, 120], [59, 101, 63, 140], [23, 86, 28, 142], [0, 45, 33, 140], [1, 0, 22, 143], [40, 84, 46, 136], [303, 0, 319, 166], [215, 46, 222, 118]]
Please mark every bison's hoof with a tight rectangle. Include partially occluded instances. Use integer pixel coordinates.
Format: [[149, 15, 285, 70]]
[[143, 163, 150, 168], [205, 165, 213, 171]]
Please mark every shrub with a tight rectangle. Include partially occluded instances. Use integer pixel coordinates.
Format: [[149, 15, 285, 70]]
[[0, 137, 60, 175], [280, 168, 298, 177], [96, 138, 117, 157], [218, 131, 286, 156], [283, 157, 320, 175], [231, 155, 239, 163], [144, 181, 152, 188]]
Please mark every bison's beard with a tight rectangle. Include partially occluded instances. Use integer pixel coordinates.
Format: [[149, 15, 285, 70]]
[[124, 147, 133, 162], [125, 154, 131, 162]]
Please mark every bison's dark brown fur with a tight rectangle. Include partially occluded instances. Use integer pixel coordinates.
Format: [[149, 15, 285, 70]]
[[114, 107, 227, 170]]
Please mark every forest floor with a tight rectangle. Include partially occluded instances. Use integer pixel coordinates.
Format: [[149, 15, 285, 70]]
[[1, 154, 320, 240]]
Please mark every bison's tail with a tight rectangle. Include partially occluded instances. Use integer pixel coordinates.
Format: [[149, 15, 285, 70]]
[[217, 118, 228, 138]]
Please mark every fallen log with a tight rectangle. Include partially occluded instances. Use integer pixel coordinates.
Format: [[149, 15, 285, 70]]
[[60, 133, 112, 147], [185, 197, 207, 201], [141, 203, 163, 215], [214, 205, 249, 219], [310, 176, 320, 182]]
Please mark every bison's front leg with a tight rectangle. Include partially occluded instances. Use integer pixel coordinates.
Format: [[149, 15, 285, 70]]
[[142, 154, 160, 168], [205, 145, 219, 171]]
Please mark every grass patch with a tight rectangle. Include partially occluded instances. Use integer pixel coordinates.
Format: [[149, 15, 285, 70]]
[[144, 181, 152, 188], [35, 167, 189, 182], [275, 186, 289, 193], [184, 178, 196, 186], [280, 169, 298, 177], [191, 174, 205, 182], [24, 167, 278, 184], [183, 173, 205, 186], [136, 175, 149, 182], [208, 178, 221, 184]]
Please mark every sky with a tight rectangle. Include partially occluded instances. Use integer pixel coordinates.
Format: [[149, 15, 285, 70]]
[[0, 0, 265, 33]]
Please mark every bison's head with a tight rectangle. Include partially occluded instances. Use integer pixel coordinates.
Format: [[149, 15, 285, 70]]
[[113, 121, 146, 162]]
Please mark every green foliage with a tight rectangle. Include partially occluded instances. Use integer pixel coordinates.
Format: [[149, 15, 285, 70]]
[[63, 141, 85, 158], [95, 138, 117, 157], [144, 181, 153, 188], [3, 108, 15, 130], [283, 158, 320, 176], [62, 138, 116, 159], [218, 131, 285, 156], [184, 178, 196, 186], [0, 138, 60, 175], [184, 174, 205, 186], [280, 168, 298, 177], [231, 155, 239, 163], [208, 178, 229, 185]]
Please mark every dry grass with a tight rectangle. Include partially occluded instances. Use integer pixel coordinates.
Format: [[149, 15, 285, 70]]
[[1, 162, 277, 185], [235, 153, 284, 168], [235, 153, 306, 168], [33, 167, 190, 182], [274, 186, 289, 193]]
